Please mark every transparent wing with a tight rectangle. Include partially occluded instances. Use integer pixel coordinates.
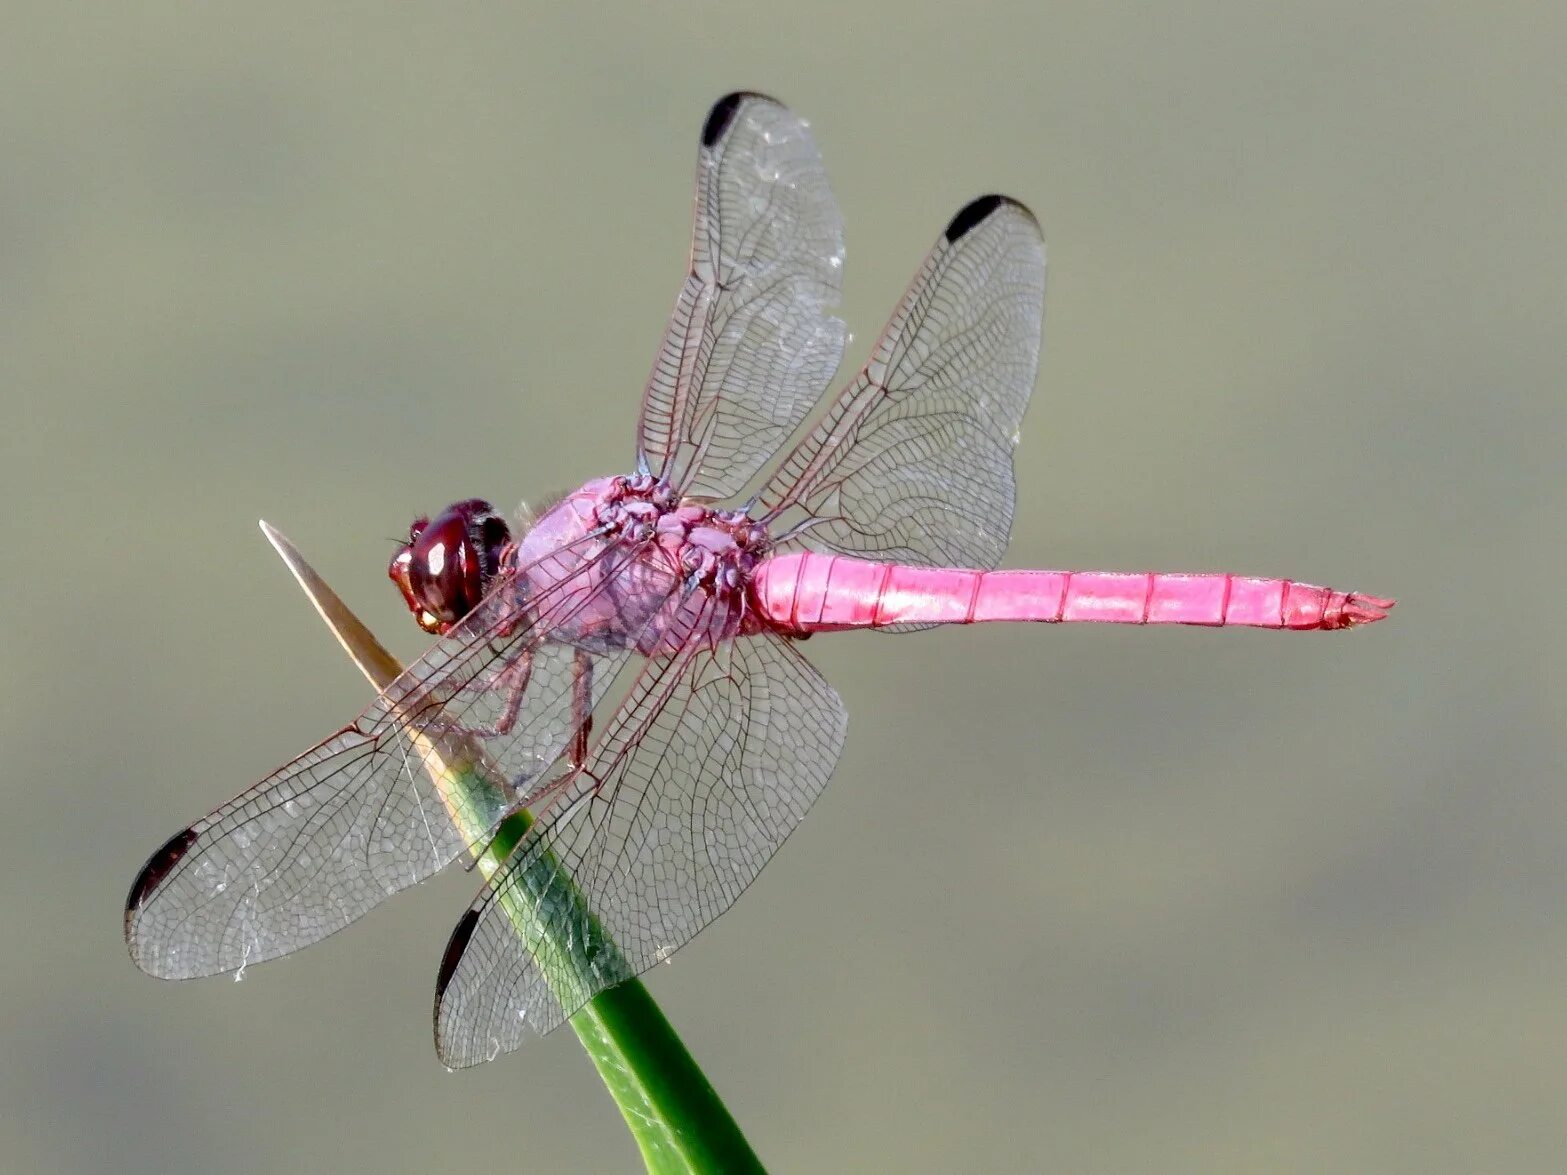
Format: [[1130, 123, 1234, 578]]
[[636, 91, 847, 500], [125, 539, 655, 981], [432, 618, 846, 1064], [757, 195, 1046, 570]]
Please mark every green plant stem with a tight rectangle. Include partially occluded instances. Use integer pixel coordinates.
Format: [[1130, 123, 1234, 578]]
[[261, 522, 763, 1174], [481, 808, 763, 1173]]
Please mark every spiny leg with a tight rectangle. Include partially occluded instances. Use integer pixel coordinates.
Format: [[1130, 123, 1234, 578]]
[[461, 647, 534, 739], [569, 648, 594, 771]]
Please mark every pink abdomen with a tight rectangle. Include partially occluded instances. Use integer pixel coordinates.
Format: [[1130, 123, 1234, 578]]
[[750, 553, 1393, 634]]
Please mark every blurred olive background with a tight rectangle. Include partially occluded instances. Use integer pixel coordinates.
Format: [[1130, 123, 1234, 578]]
[[3, 2, 1562, 1171]]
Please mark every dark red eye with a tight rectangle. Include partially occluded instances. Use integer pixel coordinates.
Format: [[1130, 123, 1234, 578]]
[[387, 499, 510, 634]]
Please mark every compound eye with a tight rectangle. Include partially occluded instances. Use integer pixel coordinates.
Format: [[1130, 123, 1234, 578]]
[[388, 500, 509, 634], [386, 544, 440, 632], [407, 510, 483, 631]]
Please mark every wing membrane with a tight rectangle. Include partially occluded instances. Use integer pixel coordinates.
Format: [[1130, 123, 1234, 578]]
[[758, 195, 1046, 570], [636, 92, 847, 499], [433, 617, 846, 1064], [125, 541, 654, 980]]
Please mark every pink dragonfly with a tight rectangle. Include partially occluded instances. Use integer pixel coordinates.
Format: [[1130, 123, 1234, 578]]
[[126, 93, 1392, 1067]]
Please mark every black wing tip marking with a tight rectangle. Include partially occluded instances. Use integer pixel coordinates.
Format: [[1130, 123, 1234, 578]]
[[435, 907, 481, 1004], [125, 827, 199, 921], [701, 91, 782, 148], [124, 826, 199, 969], [945, 194, 1033, 243], [433, 907, 483, 1062]]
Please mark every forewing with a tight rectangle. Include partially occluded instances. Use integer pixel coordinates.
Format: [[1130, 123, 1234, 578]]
[[125, 543, 646, 981], [433, 622, 846, 1064], [758, 195, 1045, 569], [636, 92, 847, 500]]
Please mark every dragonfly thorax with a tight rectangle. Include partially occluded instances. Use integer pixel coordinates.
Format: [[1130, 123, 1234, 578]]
[[510, 474, 771, 656], [601, 474, 769, 592]]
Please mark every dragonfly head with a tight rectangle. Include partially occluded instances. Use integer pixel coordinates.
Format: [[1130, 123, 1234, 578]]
[[388, 499, 511, 635]]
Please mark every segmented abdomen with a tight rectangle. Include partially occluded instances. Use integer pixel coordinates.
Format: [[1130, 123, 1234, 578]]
[[751, 553, 1392, 634]]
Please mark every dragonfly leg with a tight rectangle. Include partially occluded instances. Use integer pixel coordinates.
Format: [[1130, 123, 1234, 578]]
[[568, 648, 594, 770], [461, 648, 534, 739]]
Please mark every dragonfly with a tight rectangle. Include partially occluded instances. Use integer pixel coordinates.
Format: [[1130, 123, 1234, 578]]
[[126, 92, 1392, 1068]]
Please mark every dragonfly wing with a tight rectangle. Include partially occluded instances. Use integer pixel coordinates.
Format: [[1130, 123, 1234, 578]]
[[433, 621, 846, 1065], [758, 195, 1046, 570], [125, 547, 643, 981], [637, 92, 847, 500]]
